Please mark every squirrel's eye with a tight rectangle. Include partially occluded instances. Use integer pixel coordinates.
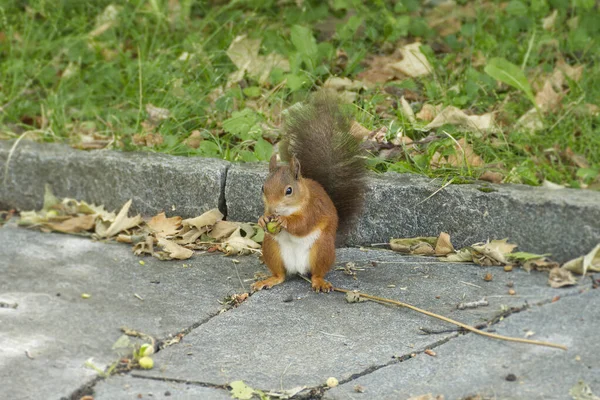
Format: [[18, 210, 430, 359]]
[[285, 186, 293, 196]]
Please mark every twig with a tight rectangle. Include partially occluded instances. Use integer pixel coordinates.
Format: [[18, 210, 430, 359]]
[[296, 275, 567, 351], [233, 261, 246, 293], [334, 286, 566, 351], [416, 177, 455, 206]]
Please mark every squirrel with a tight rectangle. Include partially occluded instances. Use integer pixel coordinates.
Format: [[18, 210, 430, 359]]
[[251, 93, 367, 293]]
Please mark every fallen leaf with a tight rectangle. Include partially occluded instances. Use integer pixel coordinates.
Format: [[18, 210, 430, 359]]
[[182, 208, 224, 231], [46, 215, 96, 233], [416, 104, 442, 122], [89, 4, 120, 37], [349, 121, 371, 140], [390, 237, 437, 254], [542, 10, 558, 30], [184, 130, 203, 149], [323, 77, 364, 91], [222, 228, 261, 255], [157, 237, 194, 260], [390, 43, 433, 78], [434, 232, 454, 256], [425, 106, 497, 134], [145, 103, 170, 122], [444, 138, 484, 168], [479, 171, 503, 184], [400, 96, 416, 124], [569, 380, 600, 400], [522, 257, 559, 272], [556, 59, 583, 83], [356, 54, 398, 84], [562, 243, 600, 275], [209, 220, 240, 240], [230, 380, 255, 400], [471, 239, 517, 266], [98, 199, 143, 238], [443, 248, 473, 262], [516, 108, 544, 132], [548, 267, 577, 288], [227, 35, 289, 85], [147, 212, 182, 237], [535, 80, 562, 112]]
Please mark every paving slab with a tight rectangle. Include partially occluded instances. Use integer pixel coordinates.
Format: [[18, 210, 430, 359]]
[[226, 163, 600, 261], [135, 247, 589, 393], [0, 140, 229, 218], [94, 375, 231, 400], [325, 289, 600, 400], [0, 224, 256, 400]]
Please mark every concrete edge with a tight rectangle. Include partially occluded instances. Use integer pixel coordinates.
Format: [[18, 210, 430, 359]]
[[2, 140, 599, 261]]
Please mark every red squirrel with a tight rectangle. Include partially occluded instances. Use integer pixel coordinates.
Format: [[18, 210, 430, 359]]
[[251, 94, 366, 293]]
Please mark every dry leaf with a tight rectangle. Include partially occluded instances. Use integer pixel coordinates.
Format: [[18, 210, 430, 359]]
[[471, 239, 517, 266], [356, 54, 398, 84], [479, 171, 503, 184], [390, 43, 433, 78], [434, 232, 454, 256], [516, 108, 544, 132], [98, 199, 143, 238], [535, 80, 562, 112], [556, 59, 583, 83], [46, 215, 96, 233], [323, 77, 364, 91], [443, 248, 473, 262], [209, 220, 241, 240], [182, 209, 224, 231], [425, 106, 497, 134], [147, 212, 182, 237], [157, 237, 194, 260], [562, 243, 600, 275], [542, 10, 558, 30], [447, 138, 484, 168], [184, 130, 203, 149], [416, 104, 442, 122], [222, 228, 261, 255], [227, 35, 289, 85], [548, 267, 577, 288], [523, 257, 559, 272], [400, 96, 416, 124], [390, 237, 437, 254], [349, 121, 371, 140], [145, 104, 170, 122]]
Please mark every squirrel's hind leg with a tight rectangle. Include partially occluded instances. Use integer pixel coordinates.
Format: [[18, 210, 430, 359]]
[[251, 235, 286, 292], [309, 235, 336, 293]]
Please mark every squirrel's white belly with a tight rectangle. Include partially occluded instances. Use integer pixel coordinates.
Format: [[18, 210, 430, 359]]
[[274, 229, 321, 275]]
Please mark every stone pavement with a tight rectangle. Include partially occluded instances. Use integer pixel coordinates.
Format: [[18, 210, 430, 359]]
[[1, 224, 598, 400]]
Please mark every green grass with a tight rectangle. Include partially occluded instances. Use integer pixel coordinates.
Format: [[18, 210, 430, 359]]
[[0, 0, 599, 188]]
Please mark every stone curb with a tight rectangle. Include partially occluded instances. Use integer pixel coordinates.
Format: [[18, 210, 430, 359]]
[[2, 140, 600, 261], [0, 141, 228, 218]]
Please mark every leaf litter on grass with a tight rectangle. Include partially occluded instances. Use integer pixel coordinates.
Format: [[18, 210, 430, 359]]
[[389, 232, 599, 289], [18, 186, 263, 261]]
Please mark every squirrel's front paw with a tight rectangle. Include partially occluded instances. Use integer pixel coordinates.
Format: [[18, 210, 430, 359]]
[[272, 216, 288, 230], [258, 215, 270, 230]]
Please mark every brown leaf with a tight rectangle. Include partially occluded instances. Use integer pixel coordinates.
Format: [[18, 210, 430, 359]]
[[471, 239, 517, 266], [479, 171, 503, 184], [182, 209, 224, 231], [562, 244, 600, 275], [46, 215, 96, 233], [548, 267, 577, 288], [145, 103, 171, 122], [349, 121, 371, 141], [434, 232, 454, 256], [209, 220, 241, 240], [416, 104, 442, 122], [446, 138, 484, 168], [425, 106, 497, 134], [542, 10, 558, 30], [535, 80, 563, 112], [147, 212, 182, 237], [184, 130, 203, 149], [356, 54, 398, 84], [157, 237, 194, 260], [523, 257, 559, 272], [390, 237, 437, 254], [98, 199, 143, 238], [443, 248, 473, 263], [222, 228, 261, 255], [563, 147, 589, 169]]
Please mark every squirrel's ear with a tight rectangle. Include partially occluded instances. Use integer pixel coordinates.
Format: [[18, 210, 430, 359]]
[[269, 154, 278, 172], [290, 156, 301, 180]]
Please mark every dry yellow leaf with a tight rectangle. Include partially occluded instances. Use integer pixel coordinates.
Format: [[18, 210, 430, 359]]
[[98, 199, 143, 238], [416, 104, 442, 122], [434, 232, 454, 256], [157, 237, 194, 260], [147, 212, 182, 237], [182, 208, 224, 231], [535, 80, 563, 112], [209, 220, 241, 240], [46, 214, 96, 233], [548, 267, 577, 288], [562, 243, 600, 275], [390, 43, 433, 78], [425, 106, 497, 134]]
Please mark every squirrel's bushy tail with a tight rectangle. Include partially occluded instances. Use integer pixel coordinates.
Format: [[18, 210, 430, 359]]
[[281, 93, 366, 235]]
